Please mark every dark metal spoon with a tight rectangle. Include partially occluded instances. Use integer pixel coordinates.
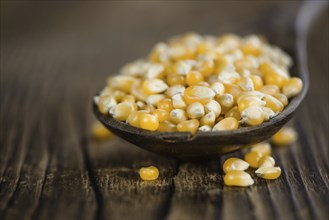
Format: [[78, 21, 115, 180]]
[[93, 2, 325, 161]]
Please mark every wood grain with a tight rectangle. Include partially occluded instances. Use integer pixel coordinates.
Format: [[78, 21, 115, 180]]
[[0, 1, 328, 220]]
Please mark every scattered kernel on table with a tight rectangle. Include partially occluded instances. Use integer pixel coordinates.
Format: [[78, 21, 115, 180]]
[[272, 127, 298, 145], [223, 158, 250, 173], [95, 33, 303, 133], [139, 166, 159, 181], [92, 121, 113, 140], [250, 142, 272, 156], [258, 156, 276, 168], [224, 170, 254, 187], [244, 151, 263, 168], [255, 166, 281, 180]]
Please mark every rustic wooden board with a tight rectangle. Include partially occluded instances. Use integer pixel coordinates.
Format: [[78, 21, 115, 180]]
[[0, 1, 328, 220]]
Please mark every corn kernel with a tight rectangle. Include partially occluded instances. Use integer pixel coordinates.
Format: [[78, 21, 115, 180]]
[[127, 111, 144, 128], [282, 77, 303, 98], [112, 90, 127, 102], [241, 106, 265, 126], [250, 75, 264, 90], [170, 109, 188, 124], [213, 117, 239, 131], [142, 79, 169, 95], [177, 119, 200, 134], [237, 95, 265, 112], [186, 71, 204, 86], [195, 81, 210, 87], [136, 101, 146, 110], [139, 113, 159, 131], [255, 166, 281, 180], [165, 85, 185, 98], [272, 93, 288, 106], [130, 82, 148, 102], [264, 72, 288, 88], [153, 109, 170, 122], [158, 121, 177, 132], [204, 100, 221, 117], [187, 102, 205, 119], [271, 127, 297, 145], [98, 95, 117, 114], [146, 94, 165, 106], [250, 142, 272, 156], [143, 104, 156, 113], [174, 60, 193, 75], [262, 107, 276, 120], [110, 102, 136, 121], [109, 75, 139, 93], [224, 170, 254, 187], [223, 83, 242, 101], [172, 94, 187, 109], [157, 98, 173, 112], [244, 151, 262, 168], [259, 85, 280, 95], [223, 158, 249, 173], [184, 85, 215, 104], [198, 125, 212, 132], [238, 77, 254, 92], [218, 64, 241, 84], [167, 73, 186, 86], [216, 93, 234, 109], [200, 111, 216, 127], [122, 95, 136, 103], [258, 156, 275, 168], [210, 82, 225, 96], [225, 106, 241, 120], [92, 121, 112, 140], [263, 94, 284, 112], [139, 166, 159, 181], [198, 58, 215, 77]]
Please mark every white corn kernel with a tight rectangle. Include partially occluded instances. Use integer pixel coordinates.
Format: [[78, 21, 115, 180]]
[[165, 85, 186, 98], [200, 111, 216, 127], [204, 100, 221, 117], [172, 94, 187, 109], [217, 93, 234, 108], [198, 125, 212, 132], [187, 102, 205, 119], [258, 156, 275, 168], [146, 94, 165, 106], [210, 82, 225, 96], [142, 79, 169, 95], [241, 106, 265, 126], [170, 109, 188, 124]]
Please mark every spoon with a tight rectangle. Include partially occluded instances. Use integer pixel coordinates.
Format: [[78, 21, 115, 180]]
[[93, 2, 324, 161]]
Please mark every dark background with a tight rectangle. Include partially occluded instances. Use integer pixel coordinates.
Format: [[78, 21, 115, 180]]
[[1, 1, 328, 220]]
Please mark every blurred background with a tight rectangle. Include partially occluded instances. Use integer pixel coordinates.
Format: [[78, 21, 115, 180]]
[[1, 1, 328, 220]]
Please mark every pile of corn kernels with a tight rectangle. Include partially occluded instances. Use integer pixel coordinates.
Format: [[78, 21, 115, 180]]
[[94, 33, 303, 133]]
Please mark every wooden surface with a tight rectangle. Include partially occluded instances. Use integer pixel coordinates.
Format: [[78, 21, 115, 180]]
[[0, 1, 328, 220]]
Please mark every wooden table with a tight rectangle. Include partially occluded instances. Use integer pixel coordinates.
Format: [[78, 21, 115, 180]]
[[1, 1, 328, 220]]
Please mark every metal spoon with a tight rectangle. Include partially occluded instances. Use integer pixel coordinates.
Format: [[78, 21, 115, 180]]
[[93, 2, 325, 161]]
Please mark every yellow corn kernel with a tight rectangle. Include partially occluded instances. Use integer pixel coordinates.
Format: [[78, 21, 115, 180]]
[[127, 111, 144, 128], [213, 117, 239, 131], [186, 71, 204, 86], [255, 166, 281, 180], [109, 75, 139, 93], [158, 121, 177, 132], [112, 90, 127, 102], [241, 43, 261, 56], [272, 93, 288, 106], [216, 93, 234, 109], [259, 85, 280, 95], [165, 85, 185, 98], [223, 158, 250, 173], [172, 94, 187, 109], [110, 102, 136, 121], [130, 82, 148, 102], [258, 156, 275, 168], [198, 125, 212, 132], [177, 119, 200, 134], [237, 95, 265, 112], [142, 79, 168, 95], [271, 127, 297, 146], [139, 166, 159, 181], [98, 95, 117, 114], [225, 106, 241, 120], [200, 111, 216, 127], [204, 100, 221, 117], [170, 109, 188, 124], [264, 72, 288, 88], [146, 94, 165, 106], [244, 151, 262, 168], [91, 121, 112, 140], [210, 82, 225, 96], [166, 73, 186, 86], [223, 83, 242, 101], [262, 107, 276, 121], [282, 77, 303, 98], [250, 142, 272, 156], [241, 106, 265, 126], [224, 170, 254, 187], [139, 113, 159, 131], [238, 77, 254, 92], [157, 98, 173, 112], [153, 109, 170, 122], [250, 75, 264, 90], [263, 94, 284, 112], [198, 59, 215, 77], [184, 86, 215, 104], [187, 102, 205, 119], [122, 95, 135, 103]]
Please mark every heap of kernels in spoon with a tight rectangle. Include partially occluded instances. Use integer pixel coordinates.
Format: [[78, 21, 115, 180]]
[[94, 33, 303, 133]]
